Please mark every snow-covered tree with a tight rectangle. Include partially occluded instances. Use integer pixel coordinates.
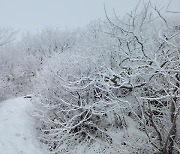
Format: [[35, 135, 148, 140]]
[[97, 2, 180, 153], [32, 2, 180, 154]]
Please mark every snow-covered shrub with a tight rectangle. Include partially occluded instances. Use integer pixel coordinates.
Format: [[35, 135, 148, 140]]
[[32, 2, 180, 154], [95, 3, 180, 153], [33, 52, 130, 152], [0, 45, 37, 100], [2, 28, 79, 100]]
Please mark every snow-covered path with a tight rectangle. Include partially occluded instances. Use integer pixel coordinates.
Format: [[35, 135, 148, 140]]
[[0, 97, 48, 154]]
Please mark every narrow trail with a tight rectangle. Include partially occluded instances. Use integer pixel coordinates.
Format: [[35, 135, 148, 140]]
[[0, 97, 48, 154]]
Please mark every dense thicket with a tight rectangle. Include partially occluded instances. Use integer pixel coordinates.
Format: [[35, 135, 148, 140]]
[[0, 2, 180, 154]]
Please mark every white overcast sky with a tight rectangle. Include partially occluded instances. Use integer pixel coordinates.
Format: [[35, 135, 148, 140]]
[[0, 0, 179, 33]]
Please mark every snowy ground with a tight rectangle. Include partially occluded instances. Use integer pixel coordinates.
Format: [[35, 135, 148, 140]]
[[0, 97, 48, 154]]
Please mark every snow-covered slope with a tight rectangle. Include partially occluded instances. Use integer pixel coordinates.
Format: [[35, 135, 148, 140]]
[[0, 97, 48, 154]]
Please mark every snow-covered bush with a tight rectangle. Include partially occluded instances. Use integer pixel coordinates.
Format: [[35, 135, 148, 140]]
[[0, 44, 37, 100], [96, 3, 180, 154], [33, 52, 156, 153], [32, 2, 180, 154], [0, 28, 79, 101]]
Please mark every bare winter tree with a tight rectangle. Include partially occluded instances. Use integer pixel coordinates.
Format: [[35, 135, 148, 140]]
[[0, 27, 16, 47], [99, 2, 180, 154], [0, 27, 18, 101]]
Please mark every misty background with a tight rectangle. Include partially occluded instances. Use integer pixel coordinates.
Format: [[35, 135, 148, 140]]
[[0, 0, 179, 33]]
